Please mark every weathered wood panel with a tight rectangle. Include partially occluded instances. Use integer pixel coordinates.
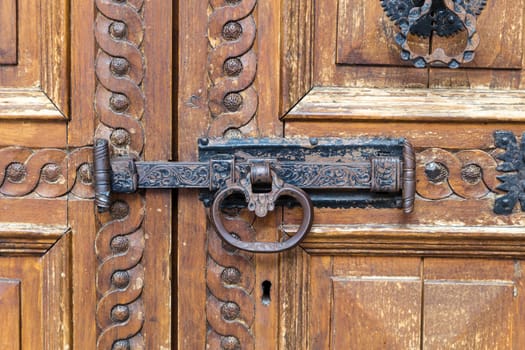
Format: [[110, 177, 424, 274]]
[[0, 0, 17, 65]]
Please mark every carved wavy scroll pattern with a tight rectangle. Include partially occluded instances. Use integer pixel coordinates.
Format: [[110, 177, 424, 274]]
[[207, 0, 259, 348], [94, 0, 146, 349]]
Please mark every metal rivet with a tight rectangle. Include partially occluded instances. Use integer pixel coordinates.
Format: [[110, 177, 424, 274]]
[[6, 162, 27, 183], [221, 267, 241, 285], [223, 93, 243, 112], [425, 162, 449, 183], [224, 58, 243, 76], [110, 93, 130, 112], [109, 21, 127, 39], [224, 128, 242, 139], [111, 305, 130, 322], [110, 129, 131, 147], [78, 163, 93, 185], [110, 201, 130, 220], [461, 164, 483, 185], [112, 340, 130, 350], [111, 236, 130, 254], [220, 336, 240, 350], [110, 57, 130, 76], [42, 164, 61, 183], [112, 270, 130, 288], [221, 302, 240, 321], [222, 21, 242, 41]]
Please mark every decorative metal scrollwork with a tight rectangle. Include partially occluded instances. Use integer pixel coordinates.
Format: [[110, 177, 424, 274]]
[[381, 0, 486, 67], [94, 137, 416, 253], [494, 131, 525, 215]]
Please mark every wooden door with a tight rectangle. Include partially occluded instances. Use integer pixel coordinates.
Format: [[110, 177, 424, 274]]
[[178, 0, 525, 349], [0, 1, 172, 349]]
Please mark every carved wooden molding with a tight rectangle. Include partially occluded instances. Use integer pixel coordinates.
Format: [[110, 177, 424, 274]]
[[206, 0, 259, 348], [416, 148, 499, 200], [94, 0, 146, 348], [208, 0, 258, 137], [0, 0, 70, 120], [0, 224, 69, 255], [0, 147, 93, 198]]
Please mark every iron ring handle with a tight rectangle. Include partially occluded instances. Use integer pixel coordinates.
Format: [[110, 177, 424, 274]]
[[210, 184, 314, 253], [397, 0, 480, 68]]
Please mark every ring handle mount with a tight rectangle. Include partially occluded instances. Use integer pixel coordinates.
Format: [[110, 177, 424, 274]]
[[210, 169, 314, 254]]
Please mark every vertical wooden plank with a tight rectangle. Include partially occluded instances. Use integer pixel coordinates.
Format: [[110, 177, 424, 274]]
[[70, 201, 97, 349], [332, 278, 421, 349], [0, 0, 17, 64], [256, 0, 282, 136], [68, 0, 95, 146], [280, 0, 313, 116], [308, 256, 333, 350], [142, 0, 173, 348], [0, 279, 20, 349], [41, 0, 69, 117], [43, 233, 72, 349], [279, 248, 309, 350], [253, 214, 280, 348], [177, 0, 209, 347]]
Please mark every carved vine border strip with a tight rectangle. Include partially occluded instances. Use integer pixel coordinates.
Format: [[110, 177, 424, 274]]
[[206, 0, 259, 349], [0, 147, 93, 198], [94, 0, 146, 349]]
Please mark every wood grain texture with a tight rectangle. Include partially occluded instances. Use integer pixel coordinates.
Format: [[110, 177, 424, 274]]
[[431, 0, 523, 69], [0, 279, 20, 350], [70, 200, 97, 349], [0, 252, 70, 348], [68, 0, 95, 146], [256, 0, 283, 136], [0, 224, 67, 255], [280, 0, 313, 116], [337, 0, 429, 66], [141, 0, 173, 347], [0, 90, 65, 119], [177, 0, 209, 346], [332, 278, 421, 349], [0, 0, 69, 121], [43, 234, 72, 349], [314, 0, 427, 88], [41, 0, 70, 117], [299, 226, 525, 258], [279, 247, 309, 350], [287, 87, 525, 121], [286, 120, 525, 149], [423, 259, 524, 349], [0, 0, 17, 65]]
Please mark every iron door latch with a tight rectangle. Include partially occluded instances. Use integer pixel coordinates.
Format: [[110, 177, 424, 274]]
[[94, 137, 415, 253]]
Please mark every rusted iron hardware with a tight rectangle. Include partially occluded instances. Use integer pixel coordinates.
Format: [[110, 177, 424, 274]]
[[94, 137, 415, 252], [381, 0, 486, 68], [493, 131, 525, 215]]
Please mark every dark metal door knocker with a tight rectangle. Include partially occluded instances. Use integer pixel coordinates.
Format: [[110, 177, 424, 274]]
[[381, 0, 486, 68], [94, 137, 416, 253]]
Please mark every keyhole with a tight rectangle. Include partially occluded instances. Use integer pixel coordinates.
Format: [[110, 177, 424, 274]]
[[261, 280, 272, 306]]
